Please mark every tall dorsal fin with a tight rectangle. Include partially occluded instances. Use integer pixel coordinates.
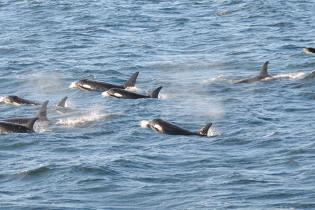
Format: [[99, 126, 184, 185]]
[[36, 100, 49, 120], [123, 72, 139, 88], [259, 61, 269, 77], [57, 96, 68, 108], [26, 117, 38, 130]]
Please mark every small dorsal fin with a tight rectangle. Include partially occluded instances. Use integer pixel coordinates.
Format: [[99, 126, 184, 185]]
[[26, 117, 39, 130], [57, 96, 68, 108], [123, 72, 139, 88], [149, 86, 162, 98], [259, 61, 269, 77], [198, 123, 212, 136], [36, 100, 49, 120]]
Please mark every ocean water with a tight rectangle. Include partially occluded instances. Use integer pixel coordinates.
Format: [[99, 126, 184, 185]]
[[1, 0, 315, 209]]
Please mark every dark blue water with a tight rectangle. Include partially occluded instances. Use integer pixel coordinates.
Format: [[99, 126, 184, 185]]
[[1, 0, 315, 209]]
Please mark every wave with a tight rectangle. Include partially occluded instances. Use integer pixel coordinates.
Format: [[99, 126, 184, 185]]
[[17, 165, 51, 178]]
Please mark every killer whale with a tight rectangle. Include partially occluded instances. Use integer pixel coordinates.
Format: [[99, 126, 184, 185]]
[[303, 47, 315, 54], [4, 101, 49, 127], [143, 119, 212, 137], [0, 95, 41, 106], [234, 61, 271, 84], [104, 86, 162, 99], [0, 117, 38, 133], [70, 72, 139, 92]]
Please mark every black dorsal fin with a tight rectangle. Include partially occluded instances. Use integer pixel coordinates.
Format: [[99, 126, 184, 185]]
[[259, 61, 269, 77], [36, 100, 49, 120], [57, 97, 68, 108], [123, 72, 139, 88], [198, 123, 212, 136], [26, 117, 39, 130], [149, 86, 162, 98]]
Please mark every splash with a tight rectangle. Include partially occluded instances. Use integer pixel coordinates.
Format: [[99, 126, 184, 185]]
[[57, 113, 106, 127], [159, 93, 168, 100], [271, 72, 306, 80], [207, 127, 221, 137], [34, 121, 51, 133], [101, 91, 110, 97], [140, 120, 150, 128], [56, 108, 113, 127], [69, 81, 77, 89]]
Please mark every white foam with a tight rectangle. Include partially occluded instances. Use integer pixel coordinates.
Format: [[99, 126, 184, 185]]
[[34, 121, 51, 133], [56, 110, 108, 127], [159, 93, 168, 100], [0, 96, 5, 103], [207, 127, 221, 137], [140, 120, 150, 128], [69, 82, 77, 89], [271, 72, 306, 80], [101, 91, 110, 97]]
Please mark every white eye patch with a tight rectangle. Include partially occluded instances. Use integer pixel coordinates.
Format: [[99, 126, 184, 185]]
[[153, 124, 163, 132], [114, 93, 123, 98]]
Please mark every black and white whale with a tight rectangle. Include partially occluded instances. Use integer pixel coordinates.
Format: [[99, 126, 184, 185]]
[[303, 47, 315, 54], [3, 101, 49, 127], [70, 72, 139, 92], [234, 61, 271, 84], [0, 95, 41, 106], [0, 117, 38, 133], [143, 119, 212, 137], [104, 86, 162, 99]]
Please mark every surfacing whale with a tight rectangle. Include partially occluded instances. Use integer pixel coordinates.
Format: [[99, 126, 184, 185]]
[[104, 86, 162, 99], [70, 72, 139, 92], [143, 119, 212, 137], [303, 47, 315, 54], [0, 117, 38, 133], [3, 101, 49, 127], [0, 95, 41, 106], [234, 61, 271, 84]]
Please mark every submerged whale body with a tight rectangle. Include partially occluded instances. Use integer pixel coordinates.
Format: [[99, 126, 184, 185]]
[[70, 72, 139, 92], [234, 61, 271, 84], [143, 119, 212, 137], [104, 86, 162, 99], [0, 95, 41, 106]]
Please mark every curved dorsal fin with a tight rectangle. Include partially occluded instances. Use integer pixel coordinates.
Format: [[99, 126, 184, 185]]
[[123, 72, 139, 88], [259, 61, 269, 77], [57, 96, 68, 108], [149, 86, 162, 98]]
